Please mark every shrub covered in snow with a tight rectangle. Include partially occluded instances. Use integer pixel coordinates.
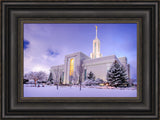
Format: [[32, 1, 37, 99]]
[[87, 71, 95, 80], [23, 79, 29, 84], [26, 79, 35, 84], [94, 78, 105, 85], [82, 78, 105, 86]]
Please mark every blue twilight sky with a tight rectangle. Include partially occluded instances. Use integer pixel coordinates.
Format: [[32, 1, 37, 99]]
[[24, 23, 137, 79]]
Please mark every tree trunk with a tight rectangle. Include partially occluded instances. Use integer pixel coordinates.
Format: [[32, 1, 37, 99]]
[[79, 76, 82, 91], [34, 79, 37, 87], [57, 79, 59, 90], [80, 82, 81, 91], [57, 84, 58, 90]]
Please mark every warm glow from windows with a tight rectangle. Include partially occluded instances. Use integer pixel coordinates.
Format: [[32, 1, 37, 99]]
[[69, 58, 74, 76]]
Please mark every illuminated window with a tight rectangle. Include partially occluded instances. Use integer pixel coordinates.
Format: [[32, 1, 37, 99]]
[[69, 58, 74, 76]]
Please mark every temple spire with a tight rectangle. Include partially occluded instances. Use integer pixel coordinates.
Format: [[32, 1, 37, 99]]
[[95, 25, 98, 39], [90, 25, 102, 59]]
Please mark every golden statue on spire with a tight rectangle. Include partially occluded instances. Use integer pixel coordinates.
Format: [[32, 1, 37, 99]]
[[95, 25, 98, 38], [95, 25, 98, 30]]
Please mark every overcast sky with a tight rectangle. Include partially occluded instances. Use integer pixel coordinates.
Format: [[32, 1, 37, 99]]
[[24, 23, 137, 79]]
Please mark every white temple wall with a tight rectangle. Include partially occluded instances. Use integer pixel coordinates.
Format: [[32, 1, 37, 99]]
[[50, 53, 130, 84], [83, 63, 110, 81], [83, 55, 117, 81], [62, 52, 90, 84]]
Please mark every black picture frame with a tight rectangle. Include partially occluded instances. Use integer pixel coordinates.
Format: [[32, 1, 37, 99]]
[[1, 0, 159, 119]]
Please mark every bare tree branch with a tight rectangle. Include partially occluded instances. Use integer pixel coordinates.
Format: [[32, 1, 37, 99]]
[[52, 66, 63, 90], [77, 60, 84, 91]]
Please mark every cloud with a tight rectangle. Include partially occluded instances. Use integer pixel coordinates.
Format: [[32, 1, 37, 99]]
[[23, 40, 30, 50], [47, 49, 59, 56], [23, 24, 71, 75]]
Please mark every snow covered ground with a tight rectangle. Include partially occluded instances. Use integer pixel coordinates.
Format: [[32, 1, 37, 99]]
[[24, 85, 137, 97]]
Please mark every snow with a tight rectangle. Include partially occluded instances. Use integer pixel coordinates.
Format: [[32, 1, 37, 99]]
[[24, 85, 137, 97]]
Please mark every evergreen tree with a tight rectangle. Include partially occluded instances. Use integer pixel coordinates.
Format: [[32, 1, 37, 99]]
[[48, 72, 53, 84], [107, 60, 128, 87], [48, 72, 53, 81], [87, 71, 95, 80]]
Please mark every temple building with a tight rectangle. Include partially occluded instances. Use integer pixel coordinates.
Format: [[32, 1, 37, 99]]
[[50, 26, 130, 84]]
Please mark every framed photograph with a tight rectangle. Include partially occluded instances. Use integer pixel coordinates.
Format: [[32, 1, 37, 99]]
[[1, 0, 159, 119], [23, 23, 138, 98]]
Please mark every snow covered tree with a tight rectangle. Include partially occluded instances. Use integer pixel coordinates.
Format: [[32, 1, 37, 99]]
[[24, 71, 48, 86], [77, 60, 84, 90], [87, 71, 95, 80], [47, 72, 54, 85], [69, 72, 78, 85], [52, 66, 63, 90], [73, 72, 78, 85], [69, 76, 74, 85], [48, 72, 53, 81], [107, 60, 129, 87], [59, 76, 63, 85], [36, 71, 48, 83]]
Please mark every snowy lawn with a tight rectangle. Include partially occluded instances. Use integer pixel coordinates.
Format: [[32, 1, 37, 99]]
[[24, 85, 137, 97]]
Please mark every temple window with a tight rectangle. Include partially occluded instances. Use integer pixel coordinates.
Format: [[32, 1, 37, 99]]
[[69, 58, 74, 76]]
